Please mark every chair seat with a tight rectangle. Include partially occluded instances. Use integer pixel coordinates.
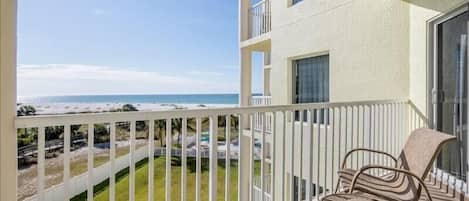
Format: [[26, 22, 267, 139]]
[[321, 193, 383, 201], [338, 168, 418, 201]]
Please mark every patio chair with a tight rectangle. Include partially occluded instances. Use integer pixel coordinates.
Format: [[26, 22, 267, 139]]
[[322, 128, 456, 201]]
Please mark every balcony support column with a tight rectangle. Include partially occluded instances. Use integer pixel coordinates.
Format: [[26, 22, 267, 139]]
[[238, 47, 251, 200], [0, 0, 17, 200], [263, 68, 271, 96], [239, 0, 250, 42], [239, 48, 252, 109]]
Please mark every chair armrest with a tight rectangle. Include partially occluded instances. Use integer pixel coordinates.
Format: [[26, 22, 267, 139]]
[[341, 148, 398, 169], [349, 165, 432, 201]]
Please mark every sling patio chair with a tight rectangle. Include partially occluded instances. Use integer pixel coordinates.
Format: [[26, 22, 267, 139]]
[[322, 128, 456, 201]]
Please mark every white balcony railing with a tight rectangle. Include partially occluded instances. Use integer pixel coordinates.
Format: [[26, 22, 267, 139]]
[[251, 96, 273, 133], [249, 0, 271, 39], [16, 99, 427, 201], [250, 96, 272, 106]]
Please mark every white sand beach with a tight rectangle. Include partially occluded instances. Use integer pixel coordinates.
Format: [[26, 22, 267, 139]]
[[19, 102, 237, 115]]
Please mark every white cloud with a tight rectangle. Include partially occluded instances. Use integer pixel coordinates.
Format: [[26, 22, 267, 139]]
[[92, 9, 110, 16], [18, 64, 238, 96], [186, 70, 224, 76]]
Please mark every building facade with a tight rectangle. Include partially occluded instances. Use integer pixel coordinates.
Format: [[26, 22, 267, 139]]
[[239, 0, 469, 199]]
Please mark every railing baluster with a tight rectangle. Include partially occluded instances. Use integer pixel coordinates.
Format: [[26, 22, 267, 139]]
[[306, 110, 313, 201], [63, 124, 71, 200], [354, 106, 359, 169], [209, 115, 218, 201], [165, 119, 172, 201], [355, 106, 360, 169], [281, 111, 287, 201], [290, 110, 295, 201], [390, 104, 393, 165], [396, 104, 401, 153], [225, 115, 231, 201], [148, 120, 155, 201], [38, 126, 45, 201], [110, 122, 116, 201], [388, 104, 392, 167], [394, 104, 398, 156], [361, 105, 365, 167], [298, 111, 304, 201], [316, 109, 321, 200], [337, 107, 342, 186], [261, 113, 266, 201], [323, 108, 328, 197], [181, 118, 187, 201], [368, 105, 372, 167], [373, 105, 377, 174], [384, 105, 388, 167], [129, 121, 136, 201], [196, 117, 202, 201], [88, 124, 94, 201], [344, 107, 348, 169], [330, 108, 335, 194], [379, 104, 383, 171], [270, 112, 276, 201], [350, 106, 355, 169], [249, 114, 255, 201]]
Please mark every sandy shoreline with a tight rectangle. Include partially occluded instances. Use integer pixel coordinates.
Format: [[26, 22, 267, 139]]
[[18, 102, 237, 115]]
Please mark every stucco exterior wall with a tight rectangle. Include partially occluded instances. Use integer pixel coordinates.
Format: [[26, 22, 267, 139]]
[[270, 0, 410, 105]]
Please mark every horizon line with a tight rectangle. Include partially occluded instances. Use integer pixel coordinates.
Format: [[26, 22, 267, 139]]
[[17, 92, 264, 98]]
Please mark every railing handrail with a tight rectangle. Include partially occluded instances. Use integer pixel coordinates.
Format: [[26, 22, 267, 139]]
[[408, 100, 429, 126], [251, 95, 272, 99], [16, 99, 408, 128]]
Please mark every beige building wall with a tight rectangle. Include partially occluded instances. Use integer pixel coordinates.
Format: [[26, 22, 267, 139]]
[[269, 0, 468, 113], [270, 0, 410, 105]]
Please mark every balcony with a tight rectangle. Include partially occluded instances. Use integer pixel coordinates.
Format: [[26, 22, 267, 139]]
[[251, 96, 273, 134], [250, 96, 272, 106], [16, 99, 460, 201], [248, 0, 271, 39]]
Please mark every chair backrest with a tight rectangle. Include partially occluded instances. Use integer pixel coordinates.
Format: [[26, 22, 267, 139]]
[[398, 128, 456, 179]]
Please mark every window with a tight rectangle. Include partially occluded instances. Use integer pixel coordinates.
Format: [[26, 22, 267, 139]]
[[292, 0, 304, 5], [293, 55, 330, 122]]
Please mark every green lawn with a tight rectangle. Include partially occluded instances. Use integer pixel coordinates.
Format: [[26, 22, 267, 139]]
[[90, 157, 258, 201]]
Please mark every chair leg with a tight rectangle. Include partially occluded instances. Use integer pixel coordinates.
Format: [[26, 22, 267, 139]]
[[334, 178, 341, 193]]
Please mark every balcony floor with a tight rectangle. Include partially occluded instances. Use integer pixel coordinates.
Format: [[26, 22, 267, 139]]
[[423, 177, 469, 201]]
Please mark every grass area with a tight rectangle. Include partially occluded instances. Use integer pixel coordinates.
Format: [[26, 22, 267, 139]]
[[81, 157, 258, 201]]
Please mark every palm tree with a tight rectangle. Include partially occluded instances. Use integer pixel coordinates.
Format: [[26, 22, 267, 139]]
[[154, 118, 200, 147], [17, 105, 37, 145], [17, 105, 36, 116], [155, 120, 166, 146], [122, 104, 138, 112]]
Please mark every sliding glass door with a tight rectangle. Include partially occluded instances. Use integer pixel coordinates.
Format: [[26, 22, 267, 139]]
[[434, 8, 469, 180]]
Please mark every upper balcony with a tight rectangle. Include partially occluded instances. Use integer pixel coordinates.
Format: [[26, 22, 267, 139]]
[[240, 0, 271, 50], [248, 0, 271, 39]]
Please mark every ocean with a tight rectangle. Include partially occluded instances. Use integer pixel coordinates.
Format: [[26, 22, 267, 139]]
[[18, 94, 250, 105]]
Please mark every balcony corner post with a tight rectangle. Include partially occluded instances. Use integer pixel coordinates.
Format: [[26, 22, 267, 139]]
[[0, 0, 18, 200]]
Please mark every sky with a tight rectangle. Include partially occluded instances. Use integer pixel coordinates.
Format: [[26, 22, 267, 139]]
[[17, 0, 263, 97]]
